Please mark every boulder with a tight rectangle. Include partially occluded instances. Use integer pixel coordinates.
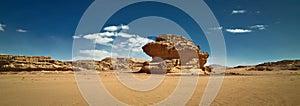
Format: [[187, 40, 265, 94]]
[[142, 34, 201, 63]]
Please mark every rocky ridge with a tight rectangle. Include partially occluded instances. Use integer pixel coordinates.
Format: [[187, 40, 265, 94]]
[[0, 55, 72, 71], [247, 60, 300, 71], [0, 55, 147, 72]]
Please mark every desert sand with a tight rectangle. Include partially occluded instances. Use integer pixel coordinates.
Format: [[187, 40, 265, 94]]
[[0, 69, 299, 106]]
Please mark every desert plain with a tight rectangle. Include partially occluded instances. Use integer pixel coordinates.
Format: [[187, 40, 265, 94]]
[[0, 68, 299, 106]]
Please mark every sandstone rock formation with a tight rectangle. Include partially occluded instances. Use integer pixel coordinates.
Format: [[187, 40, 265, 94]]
[[0, 54, 72, 71], [0, 35, 209, 73], [247, 60, 300, 71], [94, 58, 147, 72], [139, 34, 209, 74], [0, 54, 147, 72], [138, 58, 181, 74]]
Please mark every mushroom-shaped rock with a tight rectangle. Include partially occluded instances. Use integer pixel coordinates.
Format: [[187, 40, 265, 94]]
[[139, 34, 209, 74]]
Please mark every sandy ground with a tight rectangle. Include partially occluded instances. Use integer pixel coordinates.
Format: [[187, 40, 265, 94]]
[[0, 69, 299, 106]]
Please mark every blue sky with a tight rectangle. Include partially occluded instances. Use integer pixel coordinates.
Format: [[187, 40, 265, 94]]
[[0, 0, 299, 66]]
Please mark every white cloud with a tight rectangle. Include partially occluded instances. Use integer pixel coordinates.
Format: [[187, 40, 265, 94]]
[[250, 25, 267, 30], [16, 29, 27, 33], [208, 26, 223, 30], [103, 25, 130, 32], [0, 24, 6, 32], [83, 32, 131, 39], [104, 26, 119, 31], [128, 36, 152, 45], [81, 25, 154, 59], [82, 32, 136, 46], [99, 32, 115, 36], [95, 37, 114, 45], [83, 32, 116, 39], [120, 25, 129, 30], [83, 33, 101, 39], [118, 32, 135, 38], [73, 35, 81, 39], [118, 35, 154, 52], [77, 24, 154, 60], [79, 49, 114, 60], [232, 10, 247, 14], [83, 33, 114, 45], [80, 49, 110, 57], [226, 29, 252, 33]]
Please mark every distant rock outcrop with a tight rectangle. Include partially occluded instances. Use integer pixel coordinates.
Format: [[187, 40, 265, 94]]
[[248, 60, 300, 71], [0, 55, 147, 72], [139, 34, 209, 74], [94, 58, 147, 72], [0, 55, 72, 71]]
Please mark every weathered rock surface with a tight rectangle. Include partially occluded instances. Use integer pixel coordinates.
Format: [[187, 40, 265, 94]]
[[0, 55, 147, 72], [0, 55, 72, 71], [94, 58, 147, 72], [138, 58, 180, 74], [143, 34, 206, 62], [139, 34, 209, 74]]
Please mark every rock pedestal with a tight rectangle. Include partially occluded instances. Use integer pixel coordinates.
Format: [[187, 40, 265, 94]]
[[139, 34, 209, 74]]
